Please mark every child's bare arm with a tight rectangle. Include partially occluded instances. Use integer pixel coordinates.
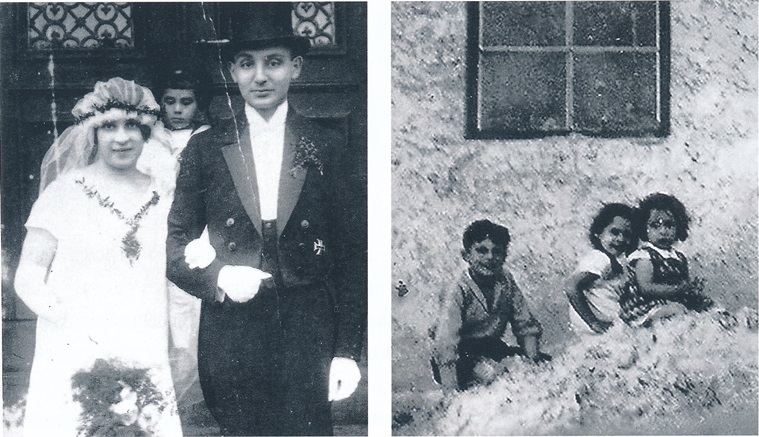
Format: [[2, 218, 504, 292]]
[[564, 271, 612, 333], [430, 286, 465, 392], [518, 335, 539, 360], [633, 258, 689, 298]]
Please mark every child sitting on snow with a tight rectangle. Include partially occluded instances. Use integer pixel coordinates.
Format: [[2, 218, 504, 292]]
[[619, 193, 713, 326], [429, 219, 549, 393], [565, 203, 638, 334]]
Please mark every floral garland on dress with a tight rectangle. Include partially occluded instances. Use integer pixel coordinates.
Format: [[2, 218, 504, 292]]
[[76, 178, 160, 265]]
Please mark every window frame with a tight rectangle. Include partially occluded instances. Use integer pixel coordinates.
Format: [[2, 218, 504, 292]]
[[465, 1, 671, 140]]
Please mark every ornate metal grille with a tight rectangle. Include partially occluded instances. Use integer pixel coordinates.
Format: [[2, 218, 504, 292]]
[[292, 2, 336, 46], [27, 3, 134, 50]]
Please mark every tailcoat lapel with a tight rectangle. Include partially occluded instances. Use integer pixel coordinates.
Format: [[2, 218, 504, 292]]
[[221, 113, 263, 236], [276, 109, 309, 237]]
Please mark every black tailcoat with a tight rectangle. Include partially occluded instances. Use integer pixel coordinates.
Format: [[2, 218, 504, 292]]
[[166, 106, 364, 435]]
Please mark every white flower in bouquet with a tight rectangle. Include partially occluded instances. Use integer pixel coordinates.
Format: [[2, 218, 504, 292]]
[[72, 358, 170, 436], [109, 384, 140, 426], [3, 397, 25, 437], [137, 403, 161, 433]]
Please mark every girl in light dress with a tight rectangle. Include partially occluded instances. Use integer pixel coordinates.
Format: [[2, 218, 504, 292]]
[[565, 203, 638, 334], [14, 77, 182, 436], [157, 67, 214, 418]]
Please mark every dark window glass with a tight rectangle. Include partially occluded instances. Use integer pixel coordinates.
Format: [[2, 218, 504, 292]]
[[574, 53, 659, 132], [574, 2, 658, 47], [467, 1, 669, 138], [480, 2, 565, 47], [479, 52, 566, 133]]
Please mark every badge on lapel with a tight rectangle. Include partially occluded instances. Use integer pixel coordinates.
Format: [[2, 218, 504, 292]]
[[314, 239, 326, 255]]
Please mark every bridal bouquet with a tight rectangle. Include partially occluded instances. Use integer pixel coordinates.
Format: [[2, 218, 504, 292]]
[[71, 359, 168, 436]]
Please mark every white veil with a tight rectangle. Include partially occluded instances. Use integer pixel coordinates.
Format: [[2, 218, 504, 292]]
[[39, 77, 177, 192]]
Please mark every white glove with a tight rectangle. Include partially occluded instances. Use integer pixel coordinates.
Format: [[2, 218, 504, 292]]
[[328, 357, 361, 401], [14, 263, 64, 325], [217, 265, 271, 303], [184, 229, 215, 269]]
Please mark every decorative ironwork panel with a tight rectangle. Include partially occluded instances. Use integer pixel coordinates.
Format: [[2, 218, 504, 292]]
[[292, 2, 336, 46], [28, 3, 134, 50]]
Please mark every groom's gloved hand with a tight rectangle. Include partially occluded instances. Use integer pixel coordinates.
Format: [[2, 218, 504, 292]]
[[328, 357, 361, 401], [217, 266, 271, 303]]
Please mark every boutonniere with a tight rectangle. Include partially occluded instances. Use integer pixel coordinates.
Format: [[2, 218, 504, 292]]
[[290, 137, 324, 177]]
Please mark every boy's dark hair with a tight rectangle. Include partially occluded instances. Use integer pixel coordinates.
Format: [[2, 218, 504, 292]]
[[635, 193, 690, 242], [158, 68, 211, 111], [589, 203, 637, 253], [463, 219, 510, 252]]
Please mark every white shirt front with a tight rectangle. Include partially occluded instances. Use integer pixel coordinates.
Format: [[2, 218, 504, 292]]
[[244, 102, 288, 220], [169, 125, 211, 158]]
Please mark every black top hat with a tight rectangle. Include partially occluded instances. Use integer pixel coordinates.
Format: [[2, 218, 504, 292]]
[[222, 2, 311, 59]]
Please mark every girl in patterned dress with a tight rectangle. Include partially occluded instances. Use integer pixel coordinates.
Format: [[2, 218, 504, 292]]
[[619, 193, 713, 326]]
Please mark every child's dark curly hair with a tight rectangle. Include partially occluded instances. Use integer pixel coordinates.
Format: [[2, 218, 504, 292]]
[[589, 203, 637, 253], [635, 193, 690, 242], [158, 67, 212, 112], [463, 219, 510, 252]]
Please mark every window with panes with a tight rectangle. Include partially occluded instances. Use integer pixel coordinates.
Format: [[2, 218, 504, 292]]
[[466, 1, 670, 139]]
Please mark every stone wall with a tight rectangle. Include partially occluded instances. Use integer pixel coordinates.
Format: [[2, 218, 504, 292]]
[[391, 0, 758, 393]]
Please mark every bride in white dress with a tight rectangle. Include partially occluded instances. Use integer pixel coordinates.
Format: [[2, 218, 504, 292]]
[[14, 77, 182, 436]]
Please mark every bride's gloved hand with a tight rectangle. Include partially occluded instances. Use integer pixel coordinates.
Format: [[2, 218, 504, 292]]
[[14, 263, 65, 325]]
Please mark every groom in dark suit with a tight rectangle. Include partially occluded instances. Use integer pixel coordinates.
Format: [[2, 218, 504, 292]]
[[166, 4, 364, 435]]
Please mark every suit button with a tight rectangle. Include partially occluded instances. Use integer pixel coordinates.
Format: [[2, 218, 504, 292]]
[[298, 243, 306, 251], [264, 222, 273, 229], [225, 218, 235, 227], [301, 220, 309, 229], [227, 242, 237, 251]]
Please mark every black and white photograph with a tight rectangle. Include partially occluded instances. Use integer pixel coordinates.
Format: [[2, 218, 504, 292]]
[[3, 1, 759, 436], [1, 3, 367, 436], [391, 1, 758, 435]]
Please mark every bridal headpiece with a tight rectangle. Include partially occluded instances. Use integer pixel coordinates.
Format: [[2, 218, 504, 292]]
[[38, 77, 174, 191]]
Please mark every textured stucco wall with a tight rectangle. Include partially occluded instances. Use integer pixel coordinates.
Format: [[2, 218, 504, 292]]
[[391, 1, 758, 393]]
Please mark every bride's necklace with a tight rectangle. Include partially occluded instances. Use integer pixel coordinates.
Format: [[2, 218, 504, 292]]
[[76, 177, 160, 265]]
